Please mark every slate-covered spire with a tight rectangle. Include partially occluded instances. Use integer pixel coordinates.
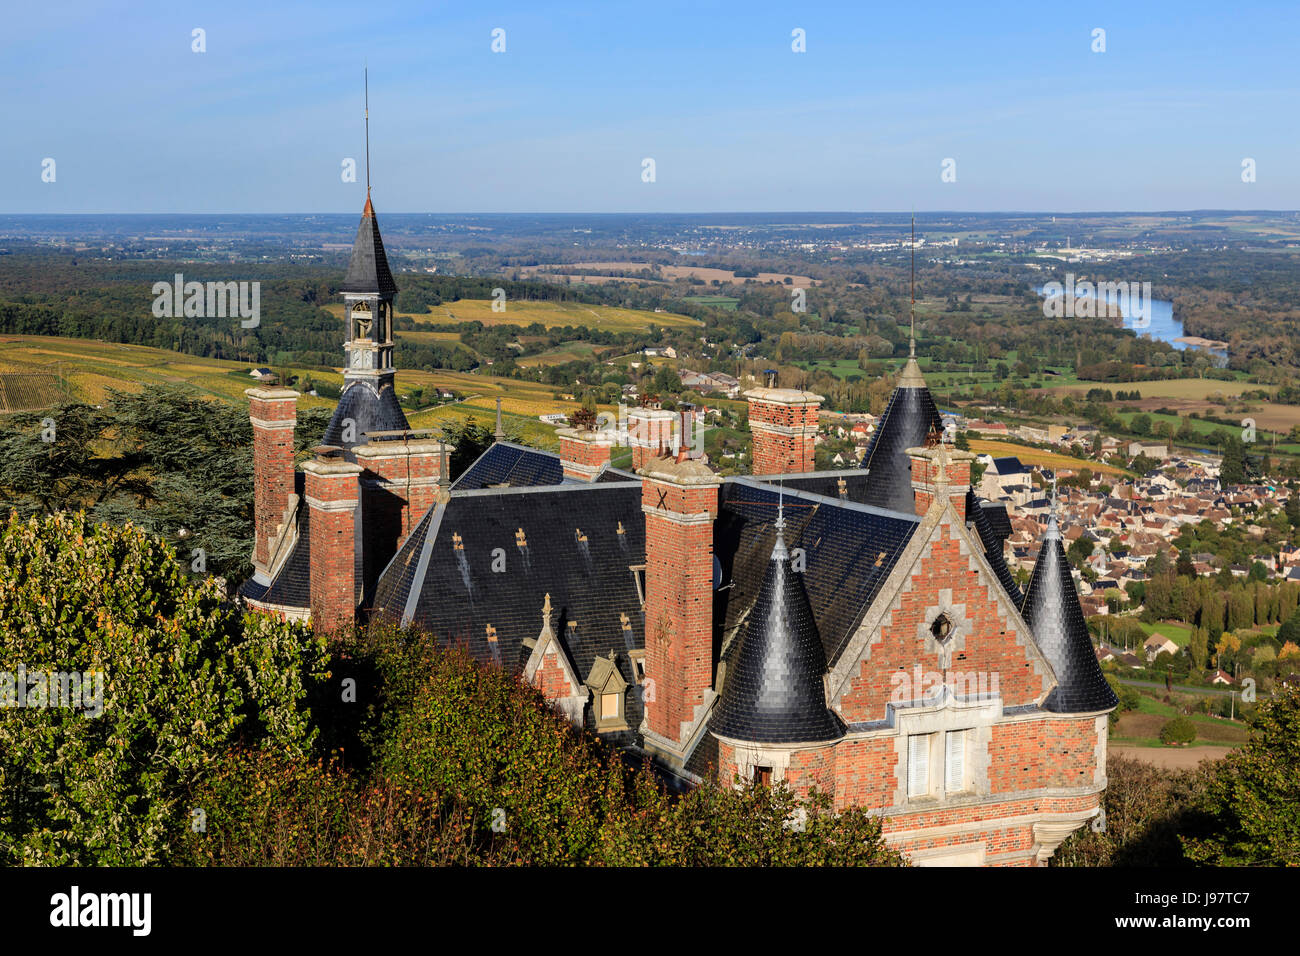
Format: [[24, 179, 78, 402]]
[[1020, 508, 1119, 713], [711, 502, 843, 744], [858, 355, 943, 513], [341, 195, 398, 296]]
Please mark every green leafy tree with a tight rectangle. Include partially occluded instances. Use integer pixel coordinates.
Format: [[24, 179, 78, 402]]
[[0, 512, 328, 865], [1186, 688, 1300, 865], [1159, 717, 1196, 746]]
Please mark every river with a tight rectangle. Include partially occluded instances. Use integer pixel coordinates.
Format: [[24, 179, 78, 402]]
[[1035, 284, 1228, 364]]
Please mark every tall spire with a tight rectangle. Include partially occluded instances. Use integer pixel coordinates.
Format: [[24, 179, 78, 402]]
[[910, 210, 916, 359], [364, 66, 371, 200]]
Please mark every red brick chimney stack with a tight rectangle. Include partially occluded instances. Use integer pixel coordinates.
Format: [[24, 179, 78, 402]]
[[246, 386, 299, 571], [907, 442, 974, 519], [743, 385, 822, 475], [556, 426, 614, 482], [638, 450, 722, 762], [627, 405, 676, 471], [303, 445, 363, 635], [354, 432, 446, 544]]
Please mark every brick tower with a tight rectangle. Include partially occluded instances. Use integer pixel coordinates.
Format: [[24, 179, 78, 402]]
[[638, 416, 723, 766], [246, 385, 299, 572]]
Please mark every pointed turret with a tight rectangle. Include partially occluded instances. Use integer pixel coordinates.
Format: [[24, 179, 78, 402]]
[[341, 195, 398, 296], [324, 194, 409, 457], [711, 506, 843, 744], [859, 355, 943, 513], [1020, 506, 1118, 713]]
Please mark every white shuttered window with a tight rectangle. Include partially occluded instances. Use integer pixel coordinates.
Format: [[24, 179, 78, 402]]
[[907, 734, 930, 797], [946, 730, 966, 793]]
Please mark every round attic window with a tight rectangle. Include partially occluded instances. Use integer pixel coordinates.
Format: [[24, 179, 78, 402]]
[[930, 613, 953, 643]]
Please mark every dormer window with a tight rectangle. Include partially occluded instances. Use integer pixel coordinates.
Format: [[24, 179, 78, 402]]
[[584, 651, 630, 732]]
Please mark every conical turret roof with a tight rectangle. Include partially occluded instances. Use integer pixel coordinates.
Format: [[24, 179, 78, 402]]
[[859, 358, 943, 513], [1020, 513, 1119, 713], [341, 195, 398, 296], [711, 513, 843, 744]]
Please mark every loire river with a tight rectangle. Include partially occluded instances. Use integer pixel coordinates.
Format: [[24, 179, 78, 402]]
[[1035, 285, 1228, 364]]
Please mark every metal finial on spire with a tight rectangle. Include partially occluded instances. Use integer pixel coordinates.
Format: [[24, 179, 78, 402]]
[[772, 487, 789, 561], [364, 66, 371, 198], [909, 211, 916, 359], [1050, 468, 1059, 517]]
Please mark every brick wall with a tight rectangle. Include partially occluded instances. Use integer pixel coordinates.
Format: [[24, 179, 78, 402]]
[[744, 388, 821, 475], [628, 409, 676, 471], [304, 449, 362, 636], [987, 716, 1098, 792], [838, 522, 1050, 723], [246, 387, 298, 569], [557, 428, 613, 482], [641, 466, 720, 744], [354, 439, 443, 595]]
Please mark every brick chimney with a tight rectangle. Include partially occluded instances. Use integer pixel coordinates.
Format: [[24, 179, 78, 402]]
[[303, 446, 363, 635], [246, 386, 299, 572], [556, 426, 614, 481], [743, 386, 822, 475], [354, 432, 446, 592], [907, 443, 974, 519], [638, 445, 722, 761], [627, 406, 676, 471]]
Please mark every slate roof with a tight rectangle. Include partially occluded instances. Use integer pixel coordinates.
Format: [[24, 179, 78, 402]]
[[238, 473, 312, 610], [1020, 514, 1119, 713], [967, 490, 1022, 606], [322, 380, 410, 459], [774, 469, 871, 502], [715, 479, 919, 667], [858, 360, 943, 513], [452, 441, 564, 489], [710, 512, 843, 744], [368, 480, 648, 743], [340, 197, 398, 296]]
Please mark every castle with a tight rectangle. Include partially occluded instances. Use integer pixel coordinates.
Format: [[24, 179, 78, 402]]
[[239, 196, 1117, 866]]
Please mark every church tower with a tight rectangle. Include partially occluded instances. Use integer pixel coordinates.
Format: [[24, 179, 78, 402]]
[[322, 79, 411, 459]]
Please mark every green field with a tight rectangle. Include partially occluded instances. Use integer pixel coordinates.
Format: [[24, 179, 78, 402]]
[[1138, 620, 1194, 648], [683, 295, 739, 311], [330, 298, 701, 332]]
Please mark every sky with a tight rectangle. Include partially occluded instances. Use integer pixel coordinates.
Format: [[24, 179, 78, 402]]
[[2, 0, 1299, 214]]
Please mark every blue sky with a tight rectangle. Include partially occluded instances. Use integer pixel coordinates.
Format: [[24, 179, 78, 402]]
[[3, 0, 1299, 213]]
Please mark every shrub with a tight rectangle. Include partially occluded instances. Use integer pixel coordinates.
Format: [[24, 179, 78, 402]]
[[0, 512, 327, 865], [1159, 717, 1197, 746]]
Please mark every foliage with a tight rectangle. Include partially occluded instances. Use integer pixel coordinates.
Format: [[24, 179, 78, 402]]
[[1158, 717, 1196, 745], [0, 512, 327, 864], [1185, 688, 1300, 865], [264, 627, 907, 867], [1053, 755, 1217, 867], [0, 385, 330, 583]]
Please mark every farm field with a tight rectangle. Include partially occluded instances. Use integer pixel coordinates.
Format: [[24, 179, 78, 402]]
[[1045, 378, 1268, 401], [519, 261, 819, 286], [0, 335, 337, 412], [0, 335, 597, 451], [966, 438, 1131, 476], [328, 298, 700, 331]]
